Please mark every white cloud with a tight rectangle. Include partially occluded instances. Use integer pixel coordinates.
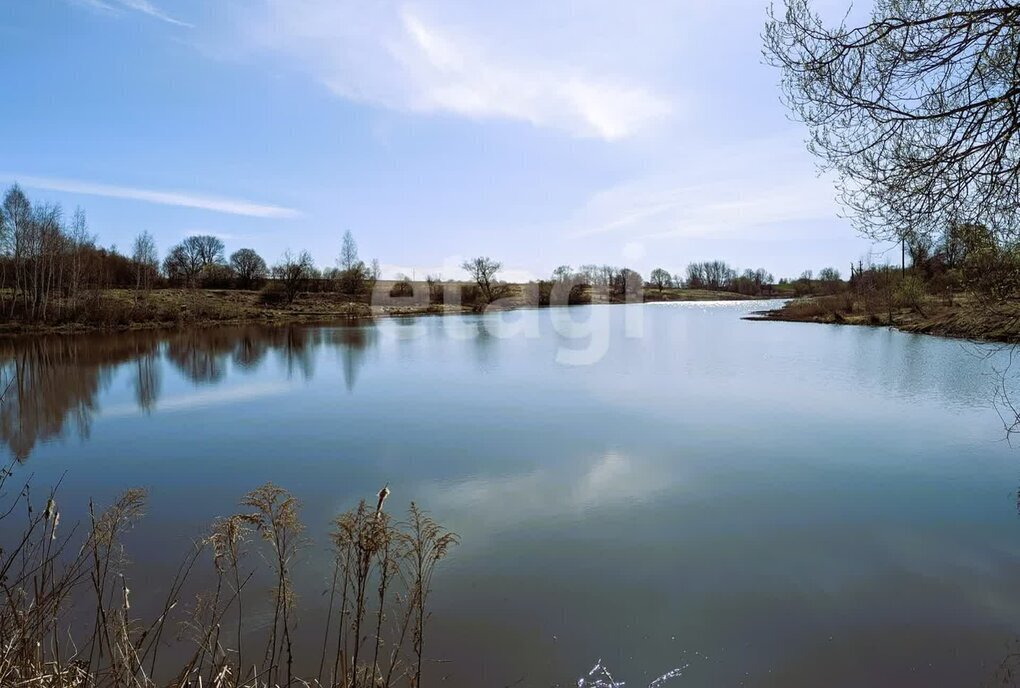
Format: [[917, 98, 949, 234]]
[[101, 382, 289, 418], [414, 451, 678, 537], [237, 1, 673, 140], [12, 175, 301, 219], [567, 134, 840, 240], [392, 10, 670, 140], [68, 0, 192, 27]]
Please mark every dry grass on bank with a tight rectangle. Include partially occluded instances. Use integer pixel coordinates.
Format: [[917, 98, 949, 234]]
[[0, 465, 457, 688], [753, 292, 1020, 343], [0, 284, 769, 337]]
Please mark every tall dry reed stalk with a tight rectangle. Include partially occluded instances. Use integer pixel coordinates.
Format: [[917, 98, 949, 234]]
[[0, 474, 457, 688]]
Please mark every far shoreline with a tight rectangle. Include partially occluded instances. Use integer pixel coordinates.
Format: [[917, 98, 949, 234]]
[[0, 285, 769, 339]]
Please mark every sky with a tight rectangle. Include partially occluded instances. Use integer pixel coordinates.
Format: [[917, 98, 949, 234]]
[[0, 0, 888, 281]]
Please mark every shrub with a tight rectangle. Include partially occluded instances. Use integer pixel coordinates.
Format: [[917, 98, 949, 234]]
[[928, 269, 962, 305], [963, 244, 1020, 302], [568, 284, 591, 305], [460, 284, 481, 306], [258, 283, 290, 306], [536, 280, 553, 306], [778, 294, 850, 320], [336, 263, 373, 296], [425, 275, 444, 304], [895, 275, 929, 313], [337, 302, 372, 318], [389, 277, 414, 298], [199, 263, 237, 289]]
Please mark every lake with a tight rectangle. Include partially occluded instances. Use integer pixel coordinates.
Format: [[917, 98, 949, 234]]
[[3, 301, 1020, 687]]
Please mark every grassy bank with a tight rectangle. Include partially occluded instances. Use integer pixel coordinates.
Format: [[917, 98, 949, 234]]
[[749, 293, 1020, 343], [0, 284, 762, 336]]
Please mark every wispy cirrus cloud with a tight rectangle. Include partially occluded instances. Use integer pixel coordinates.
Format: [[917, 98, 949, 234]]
[[68, 0, 192, 27], [391, 9, 671, 141], [237, 1, 673, 141], [567, 135, 840, 240], [12, 175, 300, 219]]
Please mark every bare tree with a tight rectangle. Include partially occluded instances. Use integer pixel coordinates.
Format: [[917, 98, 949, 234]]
[[764, 1, 1020, 246], [164, 235, 224, 286], [67, 207, 93, 306], [369, 257, 381, 295], [613, 268, 644, 299], [0, 190, 16, 314], [598, 265, 616, 288], [187, 234, 225, 266], [132, 231, 158, 292], [339, 230, 359, 271], [461, 256, 503, 303], [649, 268, 672, 293], [333, 232, 374, 296], [687, 260, 736, 290], [24, 202, 63, 321], [230, 248, 268, 289], [273, 250, 314, 303], [2, 185, 31, 317], [163, 245, 193, 286], [163, 245, 200, 286], [578, 264, 599, 285], [425, 273, 444, 304], [818, 267, 841, 282]]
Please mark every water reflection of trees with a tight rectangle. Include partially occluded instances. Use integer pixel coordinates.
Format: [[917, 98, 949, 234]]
[[132, 346, 161, 413], [274, 327, 316, 381], [326, 324, 378, 391], [165, 331, 232, 384], [0, 322, 379, 461], [0, 334, 154, 461]]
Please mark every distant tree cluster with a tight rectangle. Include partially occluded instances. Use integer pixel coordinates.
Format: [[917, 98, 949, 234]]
[[163, 234, 225, 287], [322, 230, 378, 297], [685, 261, 738, 291], [0, 183, 892, 329], [460, 257, 508, 304], [0, 184, 393, 323], [683, 262, 777, 295], [0, 184, 144, 322], [544, 261, 785, 299], [230, 248, 269, 289], [546, 264, 644, 298]]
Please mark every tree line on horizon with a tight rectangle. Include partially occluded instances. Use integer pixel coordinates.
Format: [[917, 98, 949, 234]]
[[0, 182, 855, 324], [0, 184, 388, 320]]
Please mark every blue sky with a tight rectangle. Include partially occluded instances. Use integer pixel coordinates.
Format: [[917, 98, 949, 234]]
[[0, 0, 886, 281]]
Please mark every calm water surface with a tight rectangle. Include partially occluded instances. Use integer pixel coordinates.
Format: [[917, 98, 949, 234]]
[[3, 301, 1020, 687]]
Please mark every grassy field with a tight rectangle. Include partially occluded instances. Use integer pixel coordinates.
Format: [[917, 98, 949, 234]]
[[0, 284, 765, 336], [749, 292, 1020, 343]]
